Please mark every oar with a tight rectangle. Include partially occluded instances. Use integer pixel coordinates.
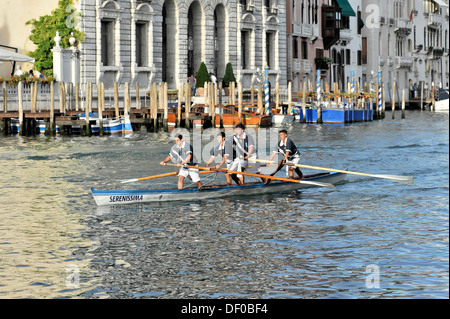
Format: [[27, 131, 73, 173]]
[[121, 170, 216, 184], [250, 158, 414, 184], [121, 171, 178, 183], [163, 163, 336, 189]]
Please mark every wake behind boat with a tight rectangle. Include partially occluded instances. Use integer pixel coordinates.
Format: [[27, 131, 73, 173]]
[[91, 171, 347, 206]]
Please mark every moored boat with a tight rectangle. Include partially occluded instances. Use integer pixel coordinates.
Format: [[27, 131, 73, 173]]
[[10, 118, 60, 134], [78, 112, 133, 135], [214, 113, 272, 128], [91, 171, 346, 206], [434, 89, 449, 112], [271, 114, 295, 126]]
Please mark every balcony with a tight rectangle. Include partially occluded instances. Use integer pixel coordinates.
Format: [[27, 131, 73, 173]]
[[293, 59, 301, 74], [293, 23, 302, 36], [427, 13, 441, 28], [312, 24, 320, 40], [322, 4, 342, 50], [387, 57, 394, 66], [339, 29, 352, 44], [292, 23, 315, 38], [303, 60, 311, 74], [394, 19, 412, 37], [395, 56, 413, 69], [302, 24, 312, 38], [433, 47, 445, 57]]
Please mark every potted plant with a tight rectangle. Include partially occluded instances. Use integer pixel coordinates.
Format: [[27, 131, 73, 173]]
[[41, 76, 56, 84], [6, 75, 27, 87], [195, 62, 210, 96], [222, 62, 236, 96], [314, 56, 333, 70]]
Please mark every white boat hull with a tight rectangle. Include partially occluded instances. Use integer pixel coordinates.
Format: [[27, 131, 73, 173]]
[[434, 99, 449, 112], [272, 114, 295, 126], [91, 172, 347, 206]]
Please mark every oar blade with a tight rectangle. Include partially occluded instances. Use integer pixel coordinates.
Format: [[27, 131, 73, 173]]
[[120, 178, 139, 184], [300, 180, 336, 190], [371, 174, 414, 184]]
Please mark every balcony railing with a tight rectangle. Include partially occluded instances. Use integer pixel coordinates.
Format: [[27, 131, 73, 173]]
[[433, 47, 444, 57], [395, 56, 413, 68], [387, 57, 394, 66], [394, 18, 412, 36], [293, 23, 302, 36], [427, 13, 441, 28], [293, 59, 301, 74], [292, 23, 315, 38], [303, 60, 311, 74], [339, 29, 352, 42], [302, 24, 312, 38]]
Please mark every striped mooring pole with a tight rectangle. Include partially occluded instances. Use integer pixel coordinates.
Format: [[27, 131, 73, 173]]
[[316, 69, 321, 101], [377, 67, 382, 115], [350, 70, 355, 93], [264, 63, 270, 115]]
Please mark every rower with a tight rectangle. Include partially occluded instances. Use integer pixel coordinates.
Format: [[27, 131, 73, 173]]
[[267, 129, 303, 181], [225, 123, 264, 185], [205, 132, 234, 186], [160, 134, 202, 190]]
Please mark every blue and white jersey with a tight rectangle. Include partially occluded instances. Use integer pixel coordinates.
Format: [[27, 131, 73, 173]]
[[169, 141, 197, 165]]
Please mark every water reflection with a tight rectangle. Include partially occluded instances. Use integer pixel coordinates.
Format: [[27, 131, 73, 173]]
[[0, 111, 448, 298]]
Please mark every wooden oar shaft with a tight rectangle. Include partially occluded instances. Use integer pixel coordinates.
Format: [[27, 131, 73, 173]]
[[164, 163, 335, 188], [138, 171, 178, 181], [121, 170, 217, 183], [165, 163, 303, 184], [218, 168, 302, 184], [250, 158, 413, 183]]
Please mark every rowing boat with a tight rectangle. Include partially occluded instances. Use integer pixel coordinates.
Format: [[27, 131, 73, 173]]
[[91, 171, 347, 206]]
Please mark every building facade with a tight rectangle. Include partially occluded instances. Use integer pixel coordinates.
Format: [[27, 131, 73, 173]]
[[286, 0, 327, 91], [286, 0, 362, 92], [329, 0, 365, 92], [362, 0, 449, 102], [74, 0, 287, 89]]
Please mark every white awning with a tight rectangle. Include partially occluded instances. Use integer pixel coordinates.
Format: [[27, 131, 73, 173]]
[[0, 48, 35, 63], [434, 0, 449, 8]]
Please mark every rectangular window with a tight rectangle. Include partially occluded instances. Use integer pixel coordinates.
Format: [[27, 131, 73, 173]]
[[362, 37, 367, 64], [241, 31, 250, 69], [346, 49, 351, 65], [136, 22, 148, 67], [293, 36, 299, 59], [266, 32, 275, 68], [357, 10, 362, 34], [101, 20, 115, 66], [302, 39, 308, 60], [315, 48, 324, 58]]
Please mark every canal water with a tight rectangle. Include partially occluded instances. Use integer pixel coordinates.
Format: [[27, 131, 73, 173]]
[[0, 110, 448, 299]]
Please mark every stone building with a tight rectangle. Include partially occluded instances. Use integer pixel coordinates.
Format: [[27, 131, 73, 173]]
[[75, 0, 287, 89], [329, 0, 365, 92], [286, 0, 359, 92], [362, 0, 449, 102]]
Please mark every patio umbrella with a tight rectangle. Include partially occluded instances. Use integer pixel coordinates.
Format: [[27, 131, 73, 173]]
[[0, 47, 35, 63]]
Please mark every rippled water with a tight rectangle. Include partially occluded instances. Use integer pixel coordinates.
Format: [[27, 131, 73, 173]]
[[0, 111, 448, 299]]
